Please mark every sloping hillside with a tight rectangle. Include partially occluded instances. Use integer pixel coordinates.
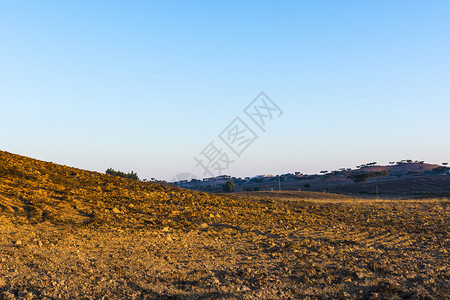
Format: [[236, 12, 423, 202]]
[[0, 151, 449, 299], [0, 150, 263, 231]]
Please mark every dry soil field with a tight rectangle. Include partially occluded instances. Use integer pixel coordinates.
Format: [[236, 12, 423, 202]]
[[0, 151, 449, 299]]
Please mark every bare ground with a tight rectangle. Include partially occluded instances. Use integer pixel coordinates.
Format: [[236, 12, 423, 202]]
[[1, 196, 449, 299], [0, 151, 449, 299]]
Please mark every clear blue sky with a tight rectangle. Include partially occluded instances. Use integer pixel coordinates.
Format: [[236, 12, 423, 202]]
[[1, 1, 449, 180]]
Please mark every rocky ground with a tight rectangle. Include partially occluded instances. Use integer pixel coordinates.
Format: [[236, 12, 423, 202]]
[[0, 151, 449, 299]]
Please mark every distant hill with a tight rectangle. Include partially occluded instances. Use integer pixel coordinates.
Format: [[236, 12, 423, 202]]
[[175, 161, 450, 197]]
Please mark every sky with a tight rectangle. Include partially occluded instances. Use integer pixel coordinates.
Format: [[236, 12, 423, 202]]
[[1, 1, 449, 181]]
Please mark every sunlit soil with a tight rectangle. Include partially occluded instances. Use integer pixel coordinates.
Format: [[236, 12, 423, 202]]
[[0, 151, 448, 299]]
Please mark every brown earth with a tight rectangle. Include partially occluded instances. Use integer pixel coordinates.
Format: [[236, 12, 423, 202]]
[[0, 151, 449, 299]]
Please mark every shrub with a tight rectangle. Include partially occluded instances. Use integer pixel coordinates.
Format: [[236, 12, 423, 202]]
[[105, 168, 139, 181], [222, 180, 235, 193]]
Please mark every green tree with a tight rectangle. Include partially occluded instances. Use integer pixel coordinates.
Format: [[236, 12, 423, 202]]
[[105, 168, 140, 181], [347, 171, 389, 196], [222, 179, 235, 193], [347, 172, 376, 187]]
